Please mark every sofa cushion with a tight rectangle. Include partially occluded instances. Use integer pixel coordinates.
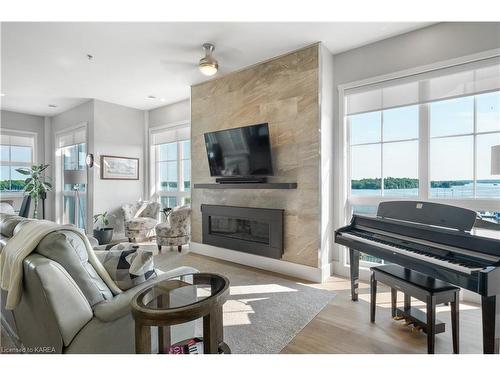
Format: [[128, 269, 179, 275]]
[[125, 217, 157, 230], [101, 244, 157, 290], [36, 230, 114, 306]]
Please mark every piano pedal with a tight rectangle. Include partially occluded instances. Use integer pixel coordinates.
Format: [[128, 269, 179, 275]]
[[404, 319, 413, 326], [410, 325, 424, 333], [393, 315, 405, 321]]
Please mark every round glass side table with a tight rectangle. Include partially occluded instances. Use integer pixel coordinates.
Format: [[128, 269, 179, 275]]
[[131, 273, 230, 354]]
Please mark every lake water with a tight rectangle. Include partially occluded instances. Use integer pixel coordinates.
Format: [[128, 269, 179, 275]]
[[352, 182, 500, 199]]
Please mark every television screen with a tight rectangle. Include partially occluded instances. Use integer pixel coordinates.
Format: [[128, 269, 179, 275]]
[[204, 123, 274, 177]]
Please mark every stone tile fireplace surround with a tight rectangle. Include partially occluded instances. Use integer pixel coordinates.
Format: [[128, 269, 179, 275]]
[[191, 44, 321, 269]]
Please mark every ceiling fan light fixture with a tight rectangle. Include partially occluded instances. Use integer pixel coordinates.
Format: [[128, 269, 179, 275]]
[[199, 43, 218, 76]]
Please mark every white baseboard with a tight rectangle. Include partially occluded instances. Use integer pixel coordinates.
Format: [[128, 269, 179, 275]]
[[189, 242, 323, 282]]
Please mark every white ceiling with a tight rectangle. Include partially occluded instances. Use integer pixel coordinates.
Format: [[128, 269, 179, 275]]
[[1, 22, 433, 116]]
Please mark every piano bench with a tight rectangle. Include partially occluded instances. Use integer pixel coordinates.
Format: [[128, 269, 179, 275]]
[[370, 264, 460, 354]]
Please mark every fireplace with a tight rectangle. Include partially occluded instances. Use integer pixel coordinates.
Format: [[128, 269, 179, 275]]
[[201, 204, 284, 259]]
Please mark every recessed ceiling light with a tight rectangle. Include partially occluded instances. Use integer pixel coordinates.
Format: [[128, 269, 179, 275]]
[[0, 93, 5, 97], [147, 95, 157, 100], [48, 104, 57, 108], [160, 98, 166, 102]]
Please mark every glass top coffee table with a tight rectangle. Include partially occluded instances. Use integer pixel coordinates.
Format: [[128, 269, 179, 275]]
[[131, 273, 230, 354]]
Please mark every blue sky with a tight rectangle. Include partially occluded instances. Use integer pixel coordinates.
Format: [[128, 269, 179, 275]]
[[350, 91, 500, 181]]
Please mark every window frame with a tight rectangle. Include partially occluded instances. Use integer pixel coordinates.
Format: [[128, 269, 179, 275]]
[[347, 93, 500, 216], [60, 142, 87, 228], [149, 122, 191, 215], [0, 129, 37, 195], [336, 50, 500, 275]]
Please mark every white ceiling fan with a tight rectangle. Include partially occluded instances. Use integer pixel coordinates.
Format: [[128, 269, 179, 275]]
[[160, 41, 239, 77], [198, 43, 218, 76]]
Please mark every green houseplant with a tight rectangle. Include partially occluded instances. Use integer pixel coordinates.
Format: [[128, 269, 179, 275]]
[[15, 164, 52, 219], [93, 211, 114, 245]]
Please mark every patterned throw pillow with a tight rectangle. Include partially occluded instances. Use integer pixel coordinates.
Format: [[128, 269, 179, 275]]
[[102, 244, 157, 290]]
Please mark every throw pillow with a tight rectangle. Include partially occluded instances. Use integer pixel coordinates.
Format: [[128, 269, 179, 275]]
[[133, 202, 149, 219], [102, 244, 157, 290]]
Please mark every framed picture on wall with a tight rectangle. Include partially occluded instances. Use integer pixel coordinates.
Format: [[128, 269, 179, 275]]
[[100, 155, 139, 180]]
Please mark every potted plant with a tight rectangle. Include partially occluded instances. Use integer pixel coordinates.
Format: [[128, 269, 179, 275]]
[[15, 164, 52, 219], [93, 211, 114, 245]]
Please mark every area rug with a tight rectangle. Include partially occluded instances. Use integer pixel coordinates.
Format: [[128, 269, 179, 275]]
[[155, 252, 335, 354]]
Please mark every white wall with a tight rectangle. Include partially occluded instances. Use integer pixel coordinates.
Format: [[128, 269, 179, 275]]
[[51, 99, 146, 236], [330, 22, 500, 276], [0, 110, 47, 217], [93, 99, 145, 236], [148, 99, 190, 128]]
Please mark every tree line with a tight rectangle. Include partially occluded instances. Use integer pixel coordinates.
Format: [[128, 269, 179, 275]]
[[351, 177, 471, 190], [0, 179, 26, 191]]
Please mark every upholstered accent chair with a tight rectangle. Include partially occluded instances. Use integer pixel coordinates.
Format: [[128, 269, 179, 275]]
[[121, 201, 160, 242], [155, 205, 191, 252]]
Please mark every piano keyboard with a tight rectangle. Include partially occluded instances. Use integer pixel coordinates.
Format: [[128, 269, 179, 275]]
[[339, 232, 485, 275]]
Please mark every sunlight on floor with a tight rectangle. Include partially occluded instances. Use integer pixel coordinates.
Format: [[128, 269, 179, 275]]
[[222, 298, 262, 326], [229, 284, 298, 295]]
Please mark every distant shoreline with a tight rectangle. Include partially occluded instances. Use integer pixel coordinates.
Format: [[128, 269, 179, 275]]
[[351, 177, 500, 190]]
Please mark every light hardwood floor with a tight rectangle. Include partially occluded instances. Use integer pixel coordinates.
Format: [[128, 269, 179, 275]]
[[281, 276, 483, 354], [1, 250, 485, 354]]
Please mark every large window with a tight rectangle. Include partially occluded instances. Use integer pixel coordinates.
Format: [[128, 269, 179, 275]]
[[344, 58, 500, 265], [150, 124, 191, 212], [350, 106, 419, 197], [430, 92, 500, 199], [0, 131, 36, 192]]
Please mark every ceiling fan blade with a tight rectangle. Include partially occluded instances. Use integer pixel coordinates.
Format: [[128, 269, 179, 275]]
[[160, 58, 195, 65], [159, 60, 199, 72]]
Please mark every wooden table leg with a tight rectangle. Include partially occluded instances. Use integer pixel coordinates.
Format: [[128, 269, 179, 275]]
[[203, 306, 224, 354], [349, 249, 360, 301], [158, 325, 171, 354], [157, 293, 171, 353], [135, 322, 151, 354]]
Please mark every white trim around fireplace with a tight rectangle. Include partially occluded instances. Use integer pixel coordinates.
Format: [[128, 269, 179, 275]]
[[189, 242, 327, 283]]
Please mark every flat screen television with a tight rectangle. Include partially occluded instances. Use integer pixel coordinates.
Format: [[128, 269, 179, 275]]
[[204, 123, 274, 177]]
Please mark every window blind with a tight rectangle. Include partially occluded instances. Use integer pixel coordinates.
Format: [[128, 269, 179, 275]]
[[151, 125, 190, 145], [345, 56, 500, 116], [56, 127, 86, 148], [0, 132, 35, 148]]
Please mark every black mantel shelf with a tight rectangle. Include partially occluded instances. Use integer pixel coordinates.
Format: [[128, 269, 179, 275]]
[[193, 182, 297, 189]]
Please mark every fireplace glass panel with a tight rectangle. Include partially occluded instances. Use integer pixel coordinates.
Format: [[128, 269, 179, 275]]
[[209, 215, 270, 245]]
